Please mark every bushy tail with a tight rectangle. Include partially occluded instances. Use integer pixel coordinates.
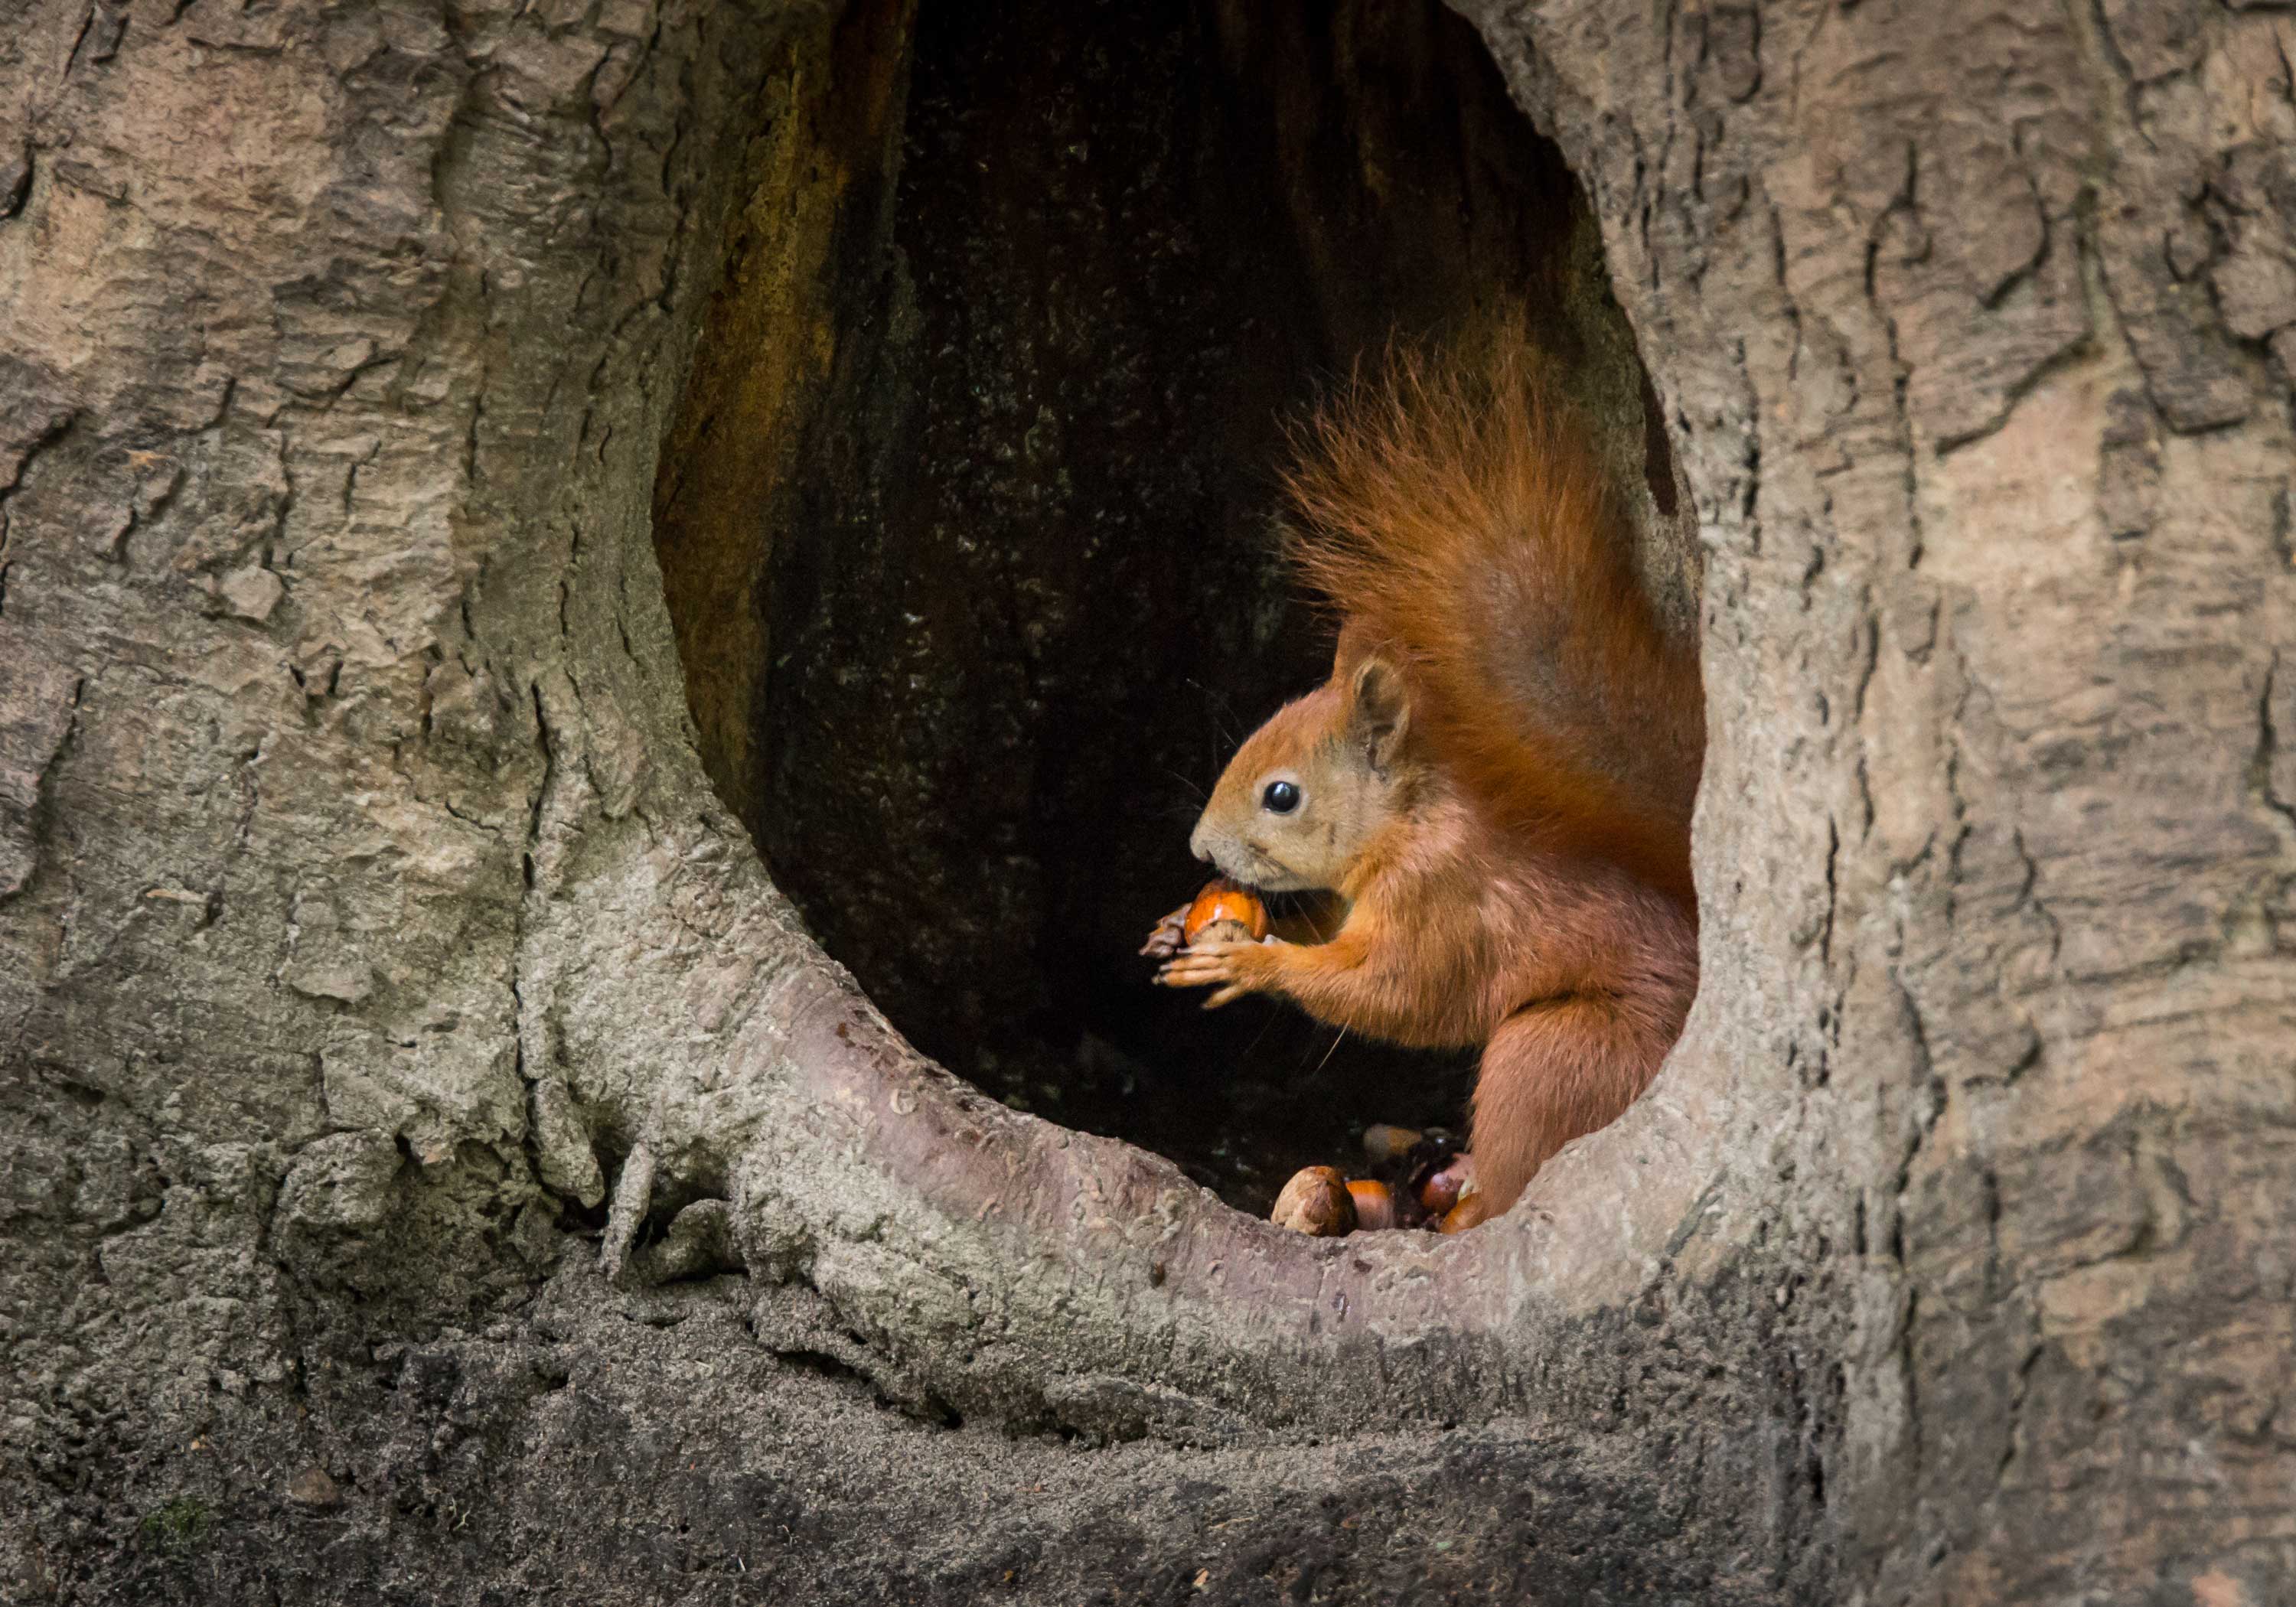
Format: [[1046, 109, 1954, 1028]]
[[1282, 321, 1704, 906]]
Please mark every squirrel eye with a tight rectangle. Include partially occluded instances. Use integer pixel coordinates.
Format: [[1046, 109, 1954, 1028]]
[[1261, 779, 1301, 815]]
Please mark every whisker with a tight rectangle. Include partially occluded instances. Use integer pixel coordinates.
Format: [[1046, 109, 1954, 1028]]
[[1182, 676, 1245, 755], [1160, 766, 1208, 807], [1240, 1000, 1281, 1062]]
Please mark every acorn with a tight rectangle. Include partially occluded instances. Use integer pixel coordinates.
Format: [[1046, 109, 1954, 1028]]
[[1183, 879, 1270, 947], [1270, 1165, 1355, 1236], [1345, 1178, 1397, 1231]]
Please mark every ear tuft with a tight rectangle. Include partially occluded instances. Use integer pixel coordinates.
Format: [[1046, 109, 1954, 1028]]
[[1348, 655, 1411, 770]]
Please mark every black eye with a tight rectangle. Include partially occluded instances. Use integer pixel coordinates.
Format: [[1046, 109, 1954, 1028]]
[[1261, 780, 1300, 814]]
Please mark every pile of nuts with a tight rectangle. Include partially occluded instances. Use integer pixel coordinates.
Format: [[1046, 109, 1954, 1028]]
[[1269, 1125, 1480, 1238]]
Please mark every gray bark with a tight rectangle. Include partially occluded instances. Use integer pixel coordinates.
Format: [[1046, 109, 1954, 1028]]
[[2, 0, 2291, 1601]]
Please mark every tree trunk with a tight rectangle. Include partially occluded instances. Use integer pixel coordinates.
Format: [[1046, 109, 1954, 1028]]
[[2, 0, 2290, 1600]]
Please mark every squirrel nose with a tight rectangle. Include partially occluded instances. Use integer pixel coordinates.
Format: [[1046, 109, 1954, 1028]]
[[1187, 821, 1214, 864]]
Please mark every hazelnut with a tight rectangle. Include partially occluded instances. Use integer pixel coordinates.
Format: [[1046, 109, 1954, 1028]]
[[1270, 1165, 1355, 1236], [1183, 880, 1270, 946], [1360, 1124, 1423, 1166], [1437, 1192, 1491, 1234], [1345, 1178, 1397, 1231], [1417, 1153, 1474, 1216]]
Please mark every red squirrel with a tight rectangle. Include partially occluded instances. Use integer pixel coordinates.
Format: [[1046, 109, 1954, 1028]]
[[1150, 327, 1703, 1225]]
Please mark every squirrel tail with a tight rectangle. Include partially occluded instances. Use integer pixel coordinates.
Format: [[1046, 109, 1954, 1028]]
[[1281, 319, 1704, 906]]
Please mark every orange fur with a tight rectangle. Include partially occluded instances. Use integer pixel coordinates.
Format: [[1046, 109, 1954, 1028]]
[[1160, 322, 1704, 1219], [1283, 328, 1703, 906]]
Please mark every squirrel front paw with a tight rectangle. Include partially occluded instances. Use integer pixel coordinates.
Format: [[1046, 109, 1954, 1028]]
[[1155, 937, 1279, 1009]]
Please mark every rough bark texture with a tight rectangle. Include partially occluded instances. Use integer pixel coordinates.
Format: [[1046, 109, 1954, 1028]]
[[1463, 1, 2296, 1595], [1, 0, 2290, 1602]]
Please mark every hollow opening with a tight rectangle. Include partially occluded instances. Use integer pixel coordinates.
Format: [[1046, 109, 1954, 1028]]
[[654, 0, 1693, 1212]]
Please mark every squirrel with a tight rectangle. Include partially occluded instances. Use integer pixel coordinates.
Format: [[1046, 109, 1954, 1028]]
[[1149, 323, 1703, 1225]]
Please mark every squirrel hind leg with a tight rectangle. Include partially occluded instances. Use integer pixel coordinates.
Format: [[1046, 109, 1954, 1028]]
[[1467, 994, 1673, 1218]]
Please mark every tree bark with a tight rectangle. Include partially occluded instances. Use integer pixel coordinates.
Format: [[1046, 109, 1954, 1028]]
[[1474, 1, 2296, 1594], [2, 0, 2291, 1602]]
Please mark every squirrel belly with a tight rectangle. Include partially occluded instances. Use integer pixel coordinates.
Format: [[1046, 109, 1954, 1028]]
[[1156, 324, 1703, 1221]]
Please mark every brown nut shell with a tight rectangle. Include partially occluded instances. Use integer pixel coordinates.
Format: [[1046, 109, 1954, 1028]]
[[1270, 1165, 1355, 1236], [1345, 1178, 1397, 1231], [1189, 917, 1259, 947], [1437, 1193, 1492, 1234], [1183, 880, 1270, 945], [1417, 1153, 1474, 1216], [1360, 1124, 1424, 1166]]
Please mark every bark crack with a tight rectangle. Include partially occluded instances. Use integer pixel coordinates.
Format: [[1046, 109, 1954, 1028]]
[[1864, 142, 1926, 566], [2009, 828, 2063, 967], [0, 407, 77, 552], [2252, 648, 2296, 841], [0, 672, 84, 909], [1932, 195, 2104, 458]]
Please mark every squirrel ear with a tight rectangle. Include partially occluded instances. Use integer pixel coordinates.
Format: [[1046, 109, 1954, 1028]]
[[1348, 655, 1411, 771]]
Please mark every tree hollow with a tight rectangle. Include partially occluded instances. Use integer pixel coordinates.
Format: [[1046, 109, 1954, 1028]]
[[652, 0, 1692, 1211]]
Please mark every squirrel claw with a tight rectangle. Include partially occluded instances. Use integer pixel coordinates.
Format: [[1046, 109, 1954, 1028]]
[[1140, 905, 1192, 960]]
